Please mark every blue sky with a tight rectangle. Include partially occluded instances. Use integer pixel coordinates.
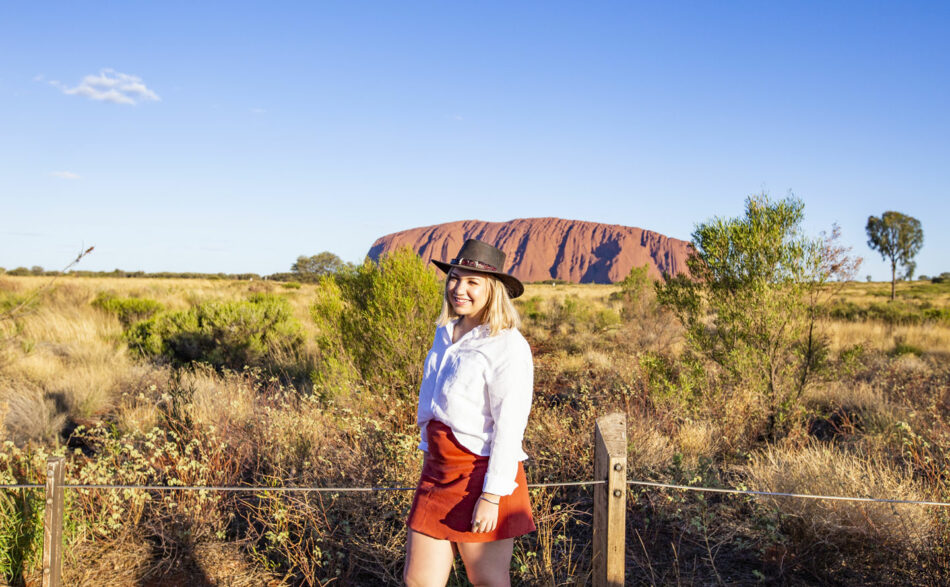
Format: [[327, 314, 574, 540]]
[[1, 1, 947, 280]]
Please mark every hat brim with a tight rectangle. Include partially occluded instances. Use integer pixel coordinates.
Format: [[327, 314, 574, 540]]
[[432, 259, 524, 299]]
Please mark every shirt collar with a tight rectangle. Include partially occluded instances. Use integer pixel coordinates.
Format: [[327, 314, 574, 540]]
[[445, 319, 489, 344]]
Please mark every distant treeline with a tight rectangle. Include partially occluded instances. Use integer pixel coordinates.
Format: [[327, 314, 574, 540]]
[[0, 266, 295, 281]]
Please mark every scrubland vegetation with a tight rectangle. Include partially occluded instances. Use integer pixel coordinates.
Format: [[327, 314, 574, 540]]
[[2, 242, 950, 585]]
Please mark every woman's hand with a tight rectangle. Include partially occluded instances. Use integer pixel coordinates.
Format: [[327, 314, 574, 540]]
[[471, 492, 500, 533]]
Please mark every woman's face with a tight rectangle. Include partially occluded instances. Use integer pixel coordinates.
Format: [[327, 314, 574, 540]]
[[446, 268, 491, 321]]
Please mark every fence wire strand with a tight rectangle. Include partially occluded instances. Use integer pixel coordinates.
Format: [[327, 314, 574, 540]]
[[627, 479, 950, 507], [4, 478, 950, 507], [0, 480, 604, 493]]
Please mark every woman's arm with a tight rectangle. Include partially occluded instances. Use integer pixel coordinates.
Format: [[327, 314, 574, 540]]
[[482, 334, 534, 496]]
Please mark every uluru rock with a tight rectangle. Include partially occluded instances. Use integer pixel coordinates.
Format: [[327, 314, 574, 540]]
[[367, 218, 691, 283]]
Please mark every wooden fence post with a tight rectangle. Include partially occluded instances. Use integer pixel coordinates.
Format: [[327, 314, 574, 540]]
[[42, 457, 65, 587], [593, 412, 626, 587]]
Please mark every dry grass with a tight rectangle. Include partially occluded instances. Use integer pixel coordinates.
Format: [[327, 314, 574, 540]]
[[835, 279, 950, 307], [0, 381, 68, 443], [804, 381, 895, 418], [744, 441, 932, 554], [626, 413, 675, 474], [673, 420, 720, 469], [522, 282, 618, 302], [823, 318, 950, 354]]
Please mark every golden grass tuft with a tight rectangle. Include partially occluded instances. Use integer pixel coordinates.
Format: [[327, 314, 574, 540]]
[[803, 381, 892, 416], [0, 381, 68, 443], [673, 420, 720, 468], [627, 414, 675, 474], [112, 363, 172, 433], [744, 441, 932, 554], [179, 365, 261, 434]]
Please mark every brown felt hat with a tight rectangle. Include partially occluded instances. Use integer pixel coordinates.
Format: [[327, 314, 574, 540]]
[[431, 239, 524, 299]]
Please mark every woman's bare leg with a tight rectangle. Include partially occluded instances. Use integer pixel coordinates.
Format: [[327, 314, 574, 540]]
[[457, 539, 513, 587], [404, 529, 455, 587]]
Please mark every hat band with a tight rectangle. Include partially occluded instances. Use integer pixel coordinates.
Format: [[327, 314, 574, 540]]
[[451, 257, 499, 272]]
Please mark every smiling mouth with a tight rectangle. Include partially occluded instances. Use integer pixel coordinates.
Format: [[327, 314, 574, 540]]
[[452, 296, 471, 304]]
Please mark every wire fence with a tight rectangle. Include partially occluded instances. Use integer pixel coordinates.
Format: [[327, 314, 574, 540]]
[[3, 478, 949, 507]]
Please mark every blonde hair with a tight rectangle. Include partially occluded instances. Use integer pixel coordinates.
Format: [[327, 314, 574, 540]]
[[436, 269, 521, 335]]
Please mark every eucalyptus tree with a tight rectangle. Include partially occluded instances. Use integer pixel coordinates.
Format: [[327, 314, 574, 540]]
[[865, 211, 924, 300]]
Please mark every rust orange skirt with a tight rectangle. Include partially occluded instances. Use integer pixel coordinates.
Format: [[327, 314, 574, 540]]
[[407, 420, 535, 542]]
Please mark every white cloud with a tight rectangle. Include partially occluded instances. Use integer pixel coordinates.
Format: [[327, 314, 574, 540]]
[[50, 68, 160, 105], [50, 171, 80, 180]]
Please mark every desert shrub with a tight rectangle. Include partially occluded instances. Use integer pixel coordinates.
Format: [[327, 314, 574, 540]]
[[309, 277, 361, 399], [126, 293, 305, 377], [66, 423, 235, 543], [549, 295, 619, 334], [892, 340, 924, 357], [91, 292, 164, 326], [838, 343, 869, 377], [516, 295, 546, 321], [610, 264, 681, 352], [638, 351, 691, 405], [610, 263, 650, 308], [0, 486, 42, 585], [657, 195, 858, 438], [548, 296, 591, 331], [0, 442, 50, 584], [311, 247, 442, 399]]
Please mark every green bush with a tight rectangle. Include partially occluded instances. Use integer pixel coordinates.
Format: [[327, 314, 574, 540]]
[[91, 293, 164, 326], [126, 293, 304, 375], [892, 341, 924, 357], [838, 344, 867, 377], [311, 248, 442, 398], [515, 295, 546, 321]]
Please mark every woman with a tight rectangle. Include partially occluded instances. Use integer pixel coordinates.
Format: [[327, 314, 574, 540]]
[[404, 239, 535, 587]]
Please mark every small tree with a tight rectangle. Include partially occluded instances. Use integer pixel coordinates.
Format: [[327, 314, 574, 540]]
[[865, 211, 923, 300], [657, 194, 859, 439], [903, 261, 916, 281], [310, 247, 442, 400], [291, 252, 345, 282]]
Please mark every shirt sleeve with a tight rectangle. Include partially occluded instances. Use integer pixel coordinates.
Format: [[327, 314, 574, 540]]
[[416, 328, 442, 453], [482, 334, 534, 495]]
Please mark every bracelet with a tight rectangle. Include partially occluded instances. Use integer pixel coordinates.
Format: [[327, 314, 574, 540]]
[[479, 496, 500, 506]]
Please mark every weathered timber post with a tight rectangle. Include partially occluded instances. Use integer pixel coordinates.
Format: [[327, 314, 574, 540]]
[[42, 457, 65, 587], [593, 412, 626, 587]]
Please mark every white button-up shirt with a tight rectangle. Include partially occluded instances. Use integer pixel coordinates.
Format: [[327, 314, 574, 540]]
[[416, 320, 534, 496]]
